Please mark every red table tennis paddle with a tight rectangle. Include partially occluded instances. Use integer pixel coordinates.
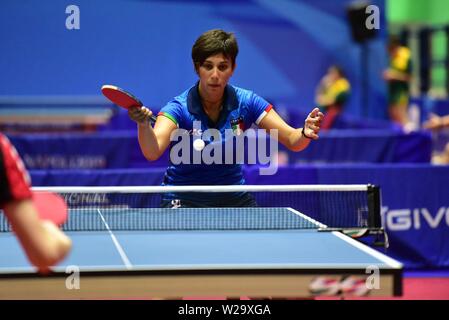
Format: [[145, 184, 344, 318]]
[[33, 192, 68, 226], [101, 84, 157, 124]]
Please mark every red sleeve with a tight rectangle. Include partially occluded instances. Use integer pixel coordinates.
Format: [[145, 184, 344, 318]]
[[0, 134, 32, 208]]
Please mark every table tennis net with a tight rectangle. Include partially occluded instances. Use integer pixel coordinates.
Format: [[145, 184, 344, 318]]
[[0, 185, 381, 232]]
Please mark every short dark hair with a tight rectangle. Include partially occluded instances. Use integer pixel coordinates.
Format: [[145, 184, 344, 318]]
[[191, 29, 239, 70]]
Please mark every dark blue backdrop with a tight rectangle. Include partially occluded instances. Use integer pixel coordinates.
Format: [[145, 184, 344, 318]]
[[0, 0, 388, 119]]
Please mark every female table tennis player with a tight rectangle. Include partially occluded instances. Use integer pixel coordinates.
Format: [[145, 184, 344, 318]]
[[0, 133, 72, 273], [128, 29, 324, 207]]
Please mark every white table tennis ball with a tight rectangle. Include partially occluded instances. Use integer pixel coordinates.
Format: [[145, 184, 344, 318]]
[[193, 139, 205, 151]]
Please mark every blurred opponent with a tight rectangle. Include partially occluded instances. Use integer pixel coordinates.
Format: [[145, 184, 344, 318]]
[[0, 133, 71, 273]]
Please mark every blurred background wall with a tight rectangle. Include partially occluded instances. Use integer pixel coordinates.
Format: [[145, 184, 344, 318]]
[[0, 0, 388, 119]]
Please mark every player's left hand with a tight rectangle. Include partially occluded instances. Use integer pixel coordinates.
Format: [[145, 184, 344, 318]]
[[303, 107, 324, 140]]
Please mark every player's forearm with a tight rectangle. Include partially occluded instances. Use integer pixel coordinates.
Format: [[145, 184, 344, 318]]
[[137, 123, 162, 161], [5, 200, 71, 273]]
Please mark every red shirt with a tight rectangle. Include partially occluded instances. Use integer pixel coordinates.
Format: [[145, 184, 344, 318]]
[[0, 133, 32, 208]]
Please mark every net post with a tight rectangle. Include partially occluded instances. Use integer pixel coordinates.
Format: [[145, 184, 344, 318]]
[[367, 184, 381, 229]]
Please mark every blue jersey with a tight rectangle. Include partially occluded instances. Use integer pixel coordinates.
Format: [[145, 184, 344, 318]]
[[158, 82, 272, 188]]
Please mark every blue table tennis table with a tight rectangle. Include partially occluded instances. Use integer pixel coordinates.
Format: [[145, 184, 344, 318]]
[[0, 207, 403, 299]]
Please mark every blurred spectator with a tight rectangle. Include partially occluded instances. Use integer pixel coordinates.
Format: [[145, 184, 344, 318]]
[[383, 36, 412, 129], [315, 65, 351, 130], [423, 114, 449, 164]]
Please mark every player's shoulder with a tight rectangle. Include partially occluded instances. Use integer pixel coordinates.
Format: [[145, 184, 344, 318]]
[[159, 87, 195, 125], [233, 84, 270, 103], [162, 87, 191, 111], [230, 84, 256, 100], [229, 85, 265, 110], [174, 86, 192, 103]]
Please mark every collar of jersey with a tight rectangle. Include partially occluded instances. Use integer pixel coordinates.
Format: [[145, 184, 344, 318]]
[[187, 82, 238, 117]]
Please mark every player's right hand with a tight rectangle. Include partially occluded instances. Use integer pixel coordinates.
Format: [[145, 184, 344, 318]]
[[128, 106, 153, 125]]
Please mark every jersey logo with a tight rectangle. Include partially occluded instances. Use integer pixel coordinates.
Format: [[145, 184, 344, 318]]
[[230, 117, 244, 136]]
